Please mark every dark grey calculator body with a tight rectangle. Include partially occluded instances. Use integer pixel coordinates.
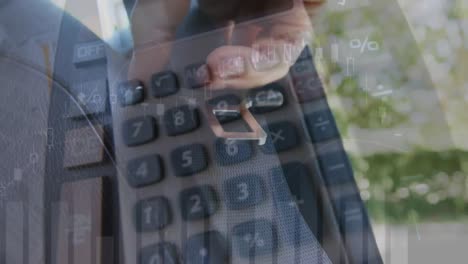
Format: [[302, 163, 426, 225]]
[[107, 2, 379, 264], [44, 1, 382, 264]]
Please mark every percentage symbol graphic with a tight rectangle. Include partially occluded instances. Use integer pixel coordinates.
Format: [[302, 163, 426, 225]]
[[350, 36, 379, 53]]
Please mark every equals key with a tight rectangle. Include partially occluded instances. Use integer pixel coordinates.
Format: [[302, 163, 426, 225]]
[[54, 177, 113, 264]]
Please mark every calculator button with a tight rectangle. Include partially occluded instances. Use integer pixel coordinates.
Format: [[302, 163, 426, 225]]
[[184, 231, 228, 264], [151, 71, 179, 97], [290, 59, 318, 79], [135, 197, 172, 232], [139, 242, 178, 264], [305, 110, 340, 143], [118, 80, 144, 106], [185, 63, 211, 89], [261, 121, 299, 154], [67, 79, 108, 118], [215, 139, 253, 166], [123, 116, 157, 146], [223, 174, 265, 210], [127, 155, 163, 188], [232, 219, 277, 257], [73, 41, 106, 67], [179, 185, 219, 221], [318, 151, 353, 187], [63, 126, 105, 168], [207, 94, 241, 123], [164, 106, 200, 136], [292, 75, 324, 103], [290, 58, 324, 102], [248, 83, 286, 114], [171, 144, 208, 177], [270, 162, 321, 245]]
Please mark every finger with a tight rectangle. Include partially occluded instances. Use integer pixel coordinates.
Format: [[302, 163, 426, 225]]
[[131, 0, 190, 47], [303, 0, 327, 17], [206, 8, 312, 89], [128, 0, 190, 81], [206, 39, 294, 89], [128, 43, 173, 82]]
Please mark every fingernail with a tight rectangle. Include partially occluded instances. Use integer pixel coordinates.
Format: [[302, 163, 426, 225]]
[[216, 56, 246, 79], [251, 42, 280, 71], [278, 31, 312, 64]]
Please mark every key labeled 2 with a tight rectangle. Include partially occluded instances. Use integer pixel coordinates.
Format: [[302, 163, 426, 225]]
[[179, 185, 219, 221]]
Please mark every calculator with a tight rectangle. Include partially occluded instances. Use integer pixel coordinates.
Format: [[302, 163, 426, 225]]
[[44, 1, 382, 264]]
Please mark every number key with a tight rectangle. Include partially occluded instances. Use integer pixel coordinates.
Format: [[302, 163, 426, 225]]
[[164, 105, 200, 136], [207, 94, 241, 123], [179, 185, 219, 221], [171, 144, 208, 177], [223, 175, 265, 210], [123, 116, 157, 146], [215, 139, 253, 166], [134, 197, 172, 232], [127, 155, 163, 188], [139, 242, 178, 264]]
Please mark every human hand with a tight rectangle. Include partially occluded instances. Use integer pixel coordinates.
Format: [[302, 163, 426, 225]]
[[128, 0, 325, 89]]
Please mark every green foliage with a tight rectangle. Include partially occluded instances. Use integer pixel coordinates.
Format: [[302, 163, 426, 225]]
[[351, 150, 468, 223], [336, 77, 408, 129], [316, 1, 468, 224]]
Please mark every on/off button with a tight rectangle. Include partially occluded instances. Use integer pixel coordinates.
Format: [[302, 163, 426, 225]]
[[73, 41, 107, 67]]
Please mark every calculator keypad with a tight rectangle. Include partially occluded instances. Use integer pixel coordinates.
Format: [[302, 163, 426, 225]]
[[113, 46, 349, 264]]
